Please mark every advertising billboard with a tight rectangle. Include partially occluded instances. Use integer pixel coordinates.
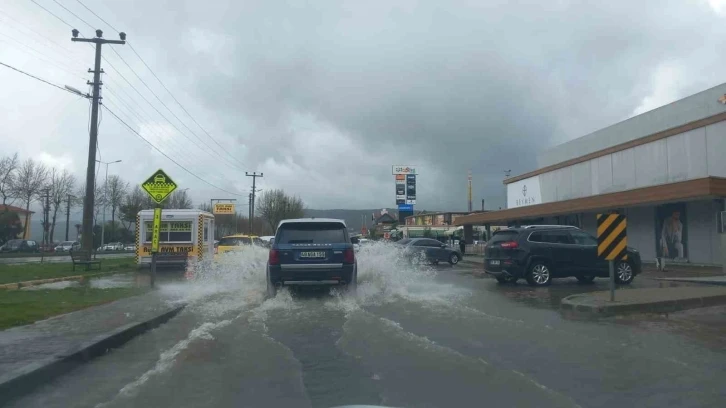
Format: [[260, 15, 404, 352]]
[[213, 203, 235, 215], [406, 174, 416, 205], [655, 202, 687, 262], [392, 165, 416, 175]]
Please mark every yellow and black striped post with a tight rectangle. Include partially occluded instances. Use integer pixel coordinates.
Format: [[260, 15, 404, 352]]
[[597, 213, 627, 301]]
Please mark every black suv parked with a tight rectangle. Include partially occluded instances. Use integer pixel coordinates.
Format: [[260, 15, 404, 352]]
[[484, 225, 641, 286]]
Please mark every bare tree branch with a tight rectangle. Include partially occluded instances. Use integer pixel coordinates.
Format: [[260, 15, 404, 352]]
[[11, 158, 47, 238], [256, 189, 305, 232], [48, 169, 76, 243], [0, 153, 19, 206]]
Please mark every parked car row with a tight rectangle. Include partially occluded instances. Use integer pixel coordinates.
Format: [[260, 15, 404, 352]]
[[0, 239, 40, 253], [0, 239, 138, 254]]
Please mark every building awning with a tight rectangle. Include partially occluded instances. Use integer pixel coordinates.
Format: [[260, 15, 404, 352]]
[[0, 205, 34, 215], [455, 177, 726, 226]]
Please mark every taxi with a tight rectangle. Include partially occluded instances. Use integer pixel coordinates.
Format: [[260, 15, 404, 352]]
[[214, 234, 264, 258]]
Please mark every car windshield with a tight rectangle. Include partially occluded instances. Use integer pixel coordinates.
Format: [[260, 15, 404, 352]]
[[276, 222, 346, 244], [3, 3, 721, 406], [218, 237, 252, 246]]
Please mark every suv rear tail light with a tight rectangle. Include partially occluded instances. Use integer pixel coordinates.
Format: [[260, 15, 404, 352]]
[[343, 248, 355, 264], [268, 249, 280, 265], [500, 241, 519, 249]]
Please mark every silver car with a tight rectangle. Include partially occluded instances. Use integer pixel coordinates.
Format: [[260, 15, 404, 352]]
[[397, 238, 462, 265], [54, 241, 80, 252]]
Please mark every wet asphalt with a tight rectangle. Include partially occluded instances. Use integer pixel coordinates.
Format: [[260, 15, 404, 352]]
[[6, 258, 726, 408]]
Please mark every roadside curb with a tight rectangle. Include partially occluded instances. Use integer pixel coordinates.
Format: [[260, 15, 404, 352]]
[[560, 292, 726, 318], [0, 303, 185, 402], [0, 270, 135, 290], [654, 277, 726, 286]]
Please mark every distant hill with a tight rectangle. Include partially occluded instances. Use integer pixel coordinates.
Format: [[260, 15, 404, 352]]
[[28, 220, 82, 242]]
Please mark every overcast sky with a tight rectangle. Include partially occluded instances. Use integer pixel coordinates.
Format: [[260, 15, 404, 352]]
[[2, 0, 726, 218]]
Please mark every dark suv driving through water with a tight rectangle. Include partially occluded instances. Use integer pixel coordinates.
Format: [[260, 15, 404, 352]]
[[484, 225, 642, 286], [266, 218, 357, 297]]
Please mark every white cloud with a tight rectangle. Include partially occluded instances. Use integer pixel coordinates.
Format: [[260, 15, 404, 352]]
[[708, 0, 726, 15], [36, 151, 73, 170], [631, 62, 685, 117]]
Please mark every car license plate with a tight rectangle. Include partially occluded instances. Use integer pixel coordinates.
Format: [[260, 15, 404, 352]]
[[300, 251, 325, 258], [490, 260, 500, 265]]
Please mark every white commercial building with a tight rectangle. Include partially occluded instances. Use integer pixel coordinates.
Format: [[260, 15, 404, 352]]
[[457, 83, 726, 266]]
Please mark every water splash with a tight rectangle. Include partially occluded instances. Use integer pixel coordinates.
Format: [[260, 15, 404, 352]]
[[157, 241, 466, 316]]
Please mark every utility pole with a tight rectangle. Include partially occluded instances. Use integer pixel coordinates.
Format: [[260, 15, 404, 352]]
[[72, 28, 126, 252], [503, 169, 511, 210], [467, 170, 473, 213], [248, 192, 253, 234], [42, 189, 50, 247], [65, 194, 74, 241], [245, 172, 263, 234], [97, 159, 122, 249]]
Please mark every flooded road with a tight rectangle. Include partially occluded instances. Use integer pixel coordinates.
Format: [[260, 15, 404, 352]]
[[8, 243, 726, 408]]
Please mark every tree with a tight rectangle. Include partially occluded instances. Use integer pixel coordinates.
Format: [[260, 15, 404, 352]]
[[165, 189, 192, 209], [256, 189, 305, 232], [0, 210, 23, 245], [104, 175, 129, 239], [0, 153, 19, 205], [119, 186, 145, 231], [11, 158, 47, 237], [76, 183, 106, 226], [48, 168, 75, 243]]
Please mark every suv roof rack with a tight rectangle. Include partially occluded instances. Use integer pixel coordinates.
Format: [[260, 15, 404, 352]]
[[521, 225, 577, 229]]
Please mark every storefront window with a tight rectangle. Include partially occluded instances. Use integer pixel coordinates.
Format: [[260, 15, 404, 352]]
[[144, 221, 193, 242]]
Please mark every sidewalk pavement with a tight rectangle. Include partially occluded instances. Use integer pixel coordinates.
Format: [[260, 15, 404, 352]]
[[655, 276, 726, 286], [0, 291, 184, 401], [561, 286, 726, 317]]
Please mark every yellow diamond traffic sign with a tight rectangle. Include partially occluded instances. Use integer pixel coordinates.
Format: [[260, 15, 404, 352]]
[[141, 169, 177, 204]]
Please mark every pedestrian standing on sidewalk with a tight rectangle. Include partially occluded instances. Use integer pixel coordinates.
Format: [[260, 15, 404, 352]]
[[459, 237, 466, 255]]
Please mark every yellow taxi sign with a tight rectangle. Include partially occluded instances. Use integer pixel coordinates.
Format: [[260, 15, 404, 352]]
[[141, 169, 177, 204], [213, 203, 235, 214], [151, 207, 161, 253]]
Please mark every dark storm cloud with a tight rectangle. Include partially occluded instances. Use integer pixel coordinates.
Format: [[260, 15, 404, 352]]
[[120, 0, 724, 209]]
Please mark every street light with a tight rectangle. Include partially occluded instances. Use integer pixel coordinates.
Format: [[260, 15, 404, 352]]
[[64, 85, 90, 99], [96, 159, 122, 249]]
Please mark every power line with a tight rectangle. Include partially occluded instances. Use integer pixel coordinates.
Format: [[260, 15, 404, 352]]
[[102, 105, 244, 196], [0, 31, 85, 76], [74, 0, 118, 32], [99, 53, 240, 170], [106, 46, 246, 171], [50, 0, 94, 31], [0, 9, 82, 56], [103, 87, 244, 190], [29, 0, 73, 28], [103, 90, 215, 178], [0, 60, 78, 95], [26, 0, 247, 192], [72, 0, 248, 170]]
